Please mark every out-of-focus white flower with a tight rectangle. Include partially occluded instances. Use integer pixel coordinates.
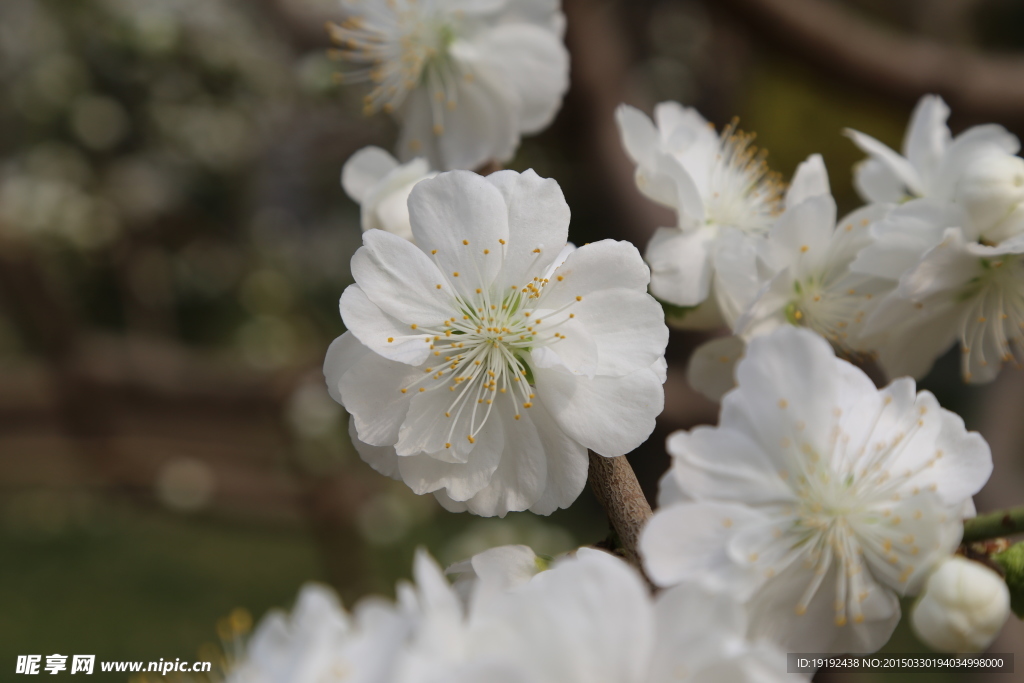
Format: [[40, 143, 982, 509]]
[[466, 548, 801, 683], [616, 102, 785, 328], [911, 556, 1011, 653], [329, 0, 569, 171], [325, 169, 668, 517], [342, 146, 437, 240], [446, 544, 546, 609], [846, 94, 1018, 205], [641, 326, 992, 653]]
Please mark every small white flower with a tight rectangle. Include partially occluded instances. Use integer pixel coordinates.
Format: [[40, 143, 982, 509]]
[[342, 146, 437, 240], [466, 548, 801, 683], [846, 94, 1018, 205], [325, 169, 668, 516], [329, 0, 569, 171], [911, 555, 1011, 653], [616, 102, 786, 328], [641, 326, 992, 653]]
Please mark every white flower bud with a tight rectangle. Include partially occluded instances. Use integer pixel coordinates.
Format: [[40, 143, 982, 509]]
[[341, 146, 435, 241], [911, 556, 1011, 653], [956, 153, 1024, 244]]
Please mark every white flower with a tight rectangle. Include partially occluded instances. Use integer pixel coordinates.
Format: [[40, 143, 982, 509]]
[[342, 146, 437, 240], [641, 326, 992, 653], [324, 169, 668, 517], [686, 156, 891, 401], [466, 548, 801, 683], [955, 152, 1024, 245], [911, 555, 1011, 653], [861, 227, 1024, 383], [846, 94, 1018, 205], [615, 102, 786, 328], [329, 0, 569, 171]]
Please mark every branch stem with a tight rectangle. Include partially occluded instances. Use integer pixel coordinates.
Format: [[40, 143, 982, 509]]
[[587, 452, 652, 568], [963, 506, 1024, 543]]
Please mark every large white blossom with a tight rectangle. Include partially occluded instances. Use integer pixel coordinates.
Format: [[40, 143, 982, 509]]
[[329, 0, 569, 171], [342, 146, 437, 240], [846, 94, 1018, 205], [615, 102, 786, 329], [325, 169, 668, 517], [641, 326, 992, 653]]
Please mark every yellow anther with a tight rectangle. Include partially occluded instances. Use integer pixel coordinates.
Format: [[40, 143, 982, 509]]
[[575, 296, 582, 301], [388, 337, 394, 343], [401, 388, 407, 393], [483, 249, 490, 254], [453, 272, 459, 277], [778, 399, 788, 409], [431, 249, 437, 254], [436, 284, 442, 289], [499, 239, 506, 245], [418, 387, 425, 392], [800, 245, 809, 253], [462, 239, 469, 245], [467, 435, 475, 443], [411, 324, 418, 330], [523, 402, 532, 409]]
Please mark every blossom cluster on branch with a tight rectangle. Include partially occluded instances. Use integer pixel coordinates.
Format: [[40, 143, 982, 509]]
[[224, 0, 1024, 677]]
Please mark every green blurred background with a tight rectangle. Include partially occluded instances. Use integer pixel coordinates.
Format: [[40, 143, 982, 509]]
[[1, 0, 1022, 681]]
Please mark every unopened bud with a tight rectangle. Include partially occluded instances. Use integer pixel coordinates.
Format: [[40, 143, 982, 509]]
[[956, 153, 1024, 244], [911, 556, 1010, 653]]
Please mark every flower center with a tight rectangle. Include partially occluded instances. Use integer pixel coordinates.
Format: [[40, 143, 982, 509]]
[[328, 0, 461, 137], [704, 119, 784, 234], [400, 269, 581, 449]]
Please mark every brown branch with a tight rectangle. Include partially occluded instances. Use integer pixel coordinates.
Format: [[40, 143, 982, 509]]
[[717, 0, 1024, 121], [587, 452, 652, 570]]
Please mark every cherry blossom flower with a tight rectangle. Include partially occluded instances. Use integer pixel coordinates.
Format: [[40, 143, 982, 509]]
[[329, 0, 569, 171], [846, 94, 1018, 205], [641, 327, 992, 653], [342, 146, 437, 240], [615, 102, 786, 329], [325, 169, 668, 516]]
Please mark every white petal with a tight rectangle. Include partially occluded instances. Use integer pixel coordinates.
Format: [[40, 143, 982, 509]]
[[542, 239, 651, 309], [569, 288, 668, 376], [340, 285, 434, 366], [485, 169, 570, 289], [646, 226, 715, 307], [845, 129, 924, 197], [768, 193, 836, 276], [615, 104, 659, 170], [339, 343, 419, 446], [525, 401, 588, 515], [934, 123, 1021, 198], [349, 229, 454, 324], [407, 170, 510, 298], [349, 417, 401, 480], [439, 54, 520, 169], [903, 94, 951, 189], [394, 385, 492, 461], [639, 501, 763, 595], [536, 364, 663, 457], [785, 153, 830, 208], [397, 415, 503, 499], [472, 23, 568, 134], [685, 336, 745, 402], [342, 146, 399, 202], [464, 401, 547, 516], [324, 331, 369, 405]]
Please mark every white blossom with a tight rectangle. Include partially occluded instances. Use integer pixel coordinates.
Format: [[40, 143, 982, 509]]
[[911, 555, 1011, 653], [325, 169, 668, 517], [342, 146, 437, 240], [686, 156, 891, 401], [641, 326, 992, 653], [465, 548, 801, 683], [615, 102, 785, 329], [846, 94, 1018, 205], [329, 0, 569, 171]]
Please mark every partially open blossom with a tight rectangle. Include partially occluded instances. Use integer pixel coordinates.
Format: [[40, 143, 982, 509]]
[[615, 102, 785, 328], [342, 146, 436, 240], [329, 0, 569, 171], [325, 170, 668, 517], [846, 94, 1018, 205], [911, 556, 1011, 653], [642, 326, 992, 653]]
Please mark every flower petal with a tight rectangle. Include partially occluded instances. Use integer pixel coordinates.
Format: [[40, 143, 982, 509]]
[[464, 400, 547, 516], [525, 401, 588, 515], [342, 146, 399, 202], [645, 226, 715, 307], [340, 285, 434, 366], [397, 415, 503, 499]]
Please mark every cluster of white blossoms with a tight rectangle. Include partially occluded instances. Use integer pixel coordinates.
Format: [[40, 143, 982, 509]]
[[329, 0, 569, 171], [620, 95, 1024, 398], [310, 3, 1020, 669], [228, 546, 804, 683], [642, 327, 993, 653], [326, 169, 668, 517]]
